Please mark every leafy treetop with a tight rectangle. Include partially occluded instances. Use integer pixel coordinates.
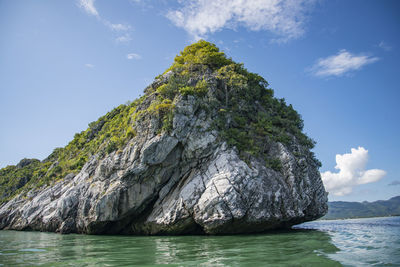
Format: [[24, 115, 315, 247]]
[[168, 40, 233, 72]]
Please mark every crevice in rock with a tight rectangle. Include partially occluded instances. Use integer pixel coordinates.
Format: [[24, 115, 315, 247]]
[[199, 173, 207, 189], [212, 181, 235, 221], [106, 192, 160, 235]]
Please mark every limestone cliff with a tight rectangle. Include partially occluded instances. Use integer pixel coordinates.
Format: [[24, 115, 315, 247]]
[[0, 41, 327, 234]]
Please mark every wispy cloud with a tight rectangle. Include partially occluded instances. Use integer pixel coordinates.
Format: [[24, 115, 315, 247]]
[[85, 63, 95, 68], [321, 147, 386, 196], [104, 21, 132, 31], [378, 41, 392, 51], [166, 0, 316, 43], [388, 180, 400, 186], [77, 0, 99, 17], [77, 0, 132, 43], [116, 33, 132, 44], [126, 53, 141, 60], [310, 49, 379, 77]]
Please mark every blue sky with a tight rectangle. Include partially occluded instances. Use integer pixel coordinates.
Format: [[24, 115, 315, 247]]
[[0, 0, 399, 202]]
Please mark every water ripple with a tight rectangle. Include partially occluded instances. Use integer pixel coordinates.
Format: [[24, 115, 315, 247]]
[[0, 217, 398, 266]]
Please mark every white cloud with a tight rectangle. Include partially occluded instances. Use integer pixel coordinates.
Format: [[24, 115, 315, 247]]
[[104, 22, 131, 31], [78, 0, 132, 43], [166, 0, 315, 42], [321, 147, 386, 196], [77, 0, 99, 17], [109, 24, 132, 43], [110, 23, 131, 31], [378, 41, 392, 51], [116, 33, 132, 44], [85, 63, 95, 68], [310, 49, 379, 77], [126, 53, 141, 60]]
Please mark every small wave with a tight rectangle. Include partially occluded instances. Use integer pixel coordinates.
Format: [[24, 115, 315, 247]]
[[19, 248, 46, 252]]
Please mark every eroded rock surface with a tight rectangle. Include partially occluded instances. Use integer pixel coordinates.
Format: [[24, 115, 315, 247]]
[[0, 90, 327, 235]]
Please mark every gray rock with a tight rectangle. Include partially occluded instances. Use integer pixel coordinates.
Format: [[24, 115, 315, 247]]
[[0, 76, 327, 235], [141, 135, 179, 165]]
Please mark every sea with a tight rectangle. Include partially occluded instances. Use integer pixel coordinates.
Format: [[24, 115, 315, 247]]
[[0, 216, 398, 266]]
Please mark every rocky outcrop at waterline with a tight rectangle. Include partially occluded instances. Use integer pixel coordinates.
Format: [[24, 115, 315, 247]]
[[0, 41, 328, 235]]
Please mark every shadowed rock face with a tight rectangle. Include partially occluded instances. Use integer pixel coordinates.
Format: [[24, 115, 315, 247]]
[[0, 42, 328, 235]]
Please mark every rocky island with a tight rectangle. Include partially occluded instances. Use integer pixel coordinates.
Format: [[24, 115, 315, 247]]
[[0, 41, 328, 235]]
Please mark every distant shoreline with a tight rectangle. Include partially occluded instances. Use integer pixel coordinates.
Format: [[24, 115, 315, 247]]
[[319, 214, 400, 221], [321, 196, 400, 220]]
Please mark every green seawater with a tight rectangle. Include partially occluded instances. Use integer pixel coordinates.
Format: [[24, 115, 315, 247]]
[[0, 216, 399, 266]]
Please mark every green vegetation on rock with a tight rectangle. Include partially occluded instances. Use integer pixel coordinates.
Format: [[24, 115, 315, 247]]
[[0, 98, 145, 204], [0, 40, 320, 204], [159, 40, 317, 165]]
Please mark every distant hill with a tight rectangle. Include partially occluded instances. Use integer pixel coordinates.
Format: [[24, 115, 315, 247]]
[[323, 196, 400, 220]]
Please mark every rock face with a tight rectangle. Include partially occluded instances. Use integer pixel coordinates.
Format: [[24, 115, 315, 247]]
[[0, 41, 328, 235]]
